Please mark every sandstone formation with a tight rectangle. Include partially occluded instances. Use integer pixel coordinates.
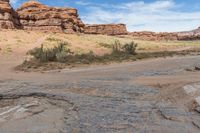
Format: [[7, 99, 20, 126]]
[[16, 0, 85, 33], [84, 24, 128, 35], [129, 31, 178, 41], [0, 0, 20, 29], [1, 0, 200, 40], [129, 27, 200, 41]]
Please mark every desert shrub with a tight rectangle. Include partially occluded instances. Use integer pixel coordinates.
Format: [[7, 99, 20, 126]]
[[122, 41, 138, 55], [112, 40, 122, 54], [27, 42, 73, 62], [111, 40, 137, 55], [27, 46, 43, 60], [56, 51, 70, 63], [27, 40, 138, 65]]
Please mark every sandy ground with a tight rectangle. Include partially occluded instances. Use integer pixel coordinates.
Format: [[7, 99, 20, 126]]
[[0, 31, 200, 132]]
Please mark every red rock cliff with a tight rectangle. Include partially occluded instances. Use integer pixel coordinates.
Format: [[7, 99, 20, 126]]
[[16, 0, 85, 33], [0, 0, 20, 29], [129, 31, 178, 41], [84, 24, 128, 35], [177, 27, 200, 40]]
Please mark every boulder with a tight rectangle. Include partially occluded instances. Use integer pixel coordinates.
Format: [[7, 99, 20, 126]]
[[0, 0, 21, 29], [16, 0, 85, 33], [84, 24, 128, 35]]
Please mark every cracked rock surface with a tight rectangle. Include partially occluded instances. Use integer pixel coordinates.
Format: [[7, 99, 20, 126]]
[[0, 55, 200, 132]]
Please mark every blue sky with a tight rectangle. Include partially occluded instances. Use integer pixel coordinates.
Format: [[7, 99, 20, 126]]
[[10, 0, 200, 32]]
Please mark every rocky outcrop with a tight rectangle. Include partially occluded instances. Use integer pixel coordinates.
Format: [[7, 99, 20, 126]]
[[1, 0, 200, 40], [16, 0, 85, 33], [177, 27, 200, 40], [84, 24, 128, 35], [0, 0, 20, 29], [129, 31, 178, 41], [129, 27, 200, 41]]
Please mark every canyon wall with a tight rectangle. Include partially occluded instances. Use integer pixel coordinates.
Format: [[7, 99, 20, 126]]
[[1, 0, 127, 35], [0, 0, 200, 40]]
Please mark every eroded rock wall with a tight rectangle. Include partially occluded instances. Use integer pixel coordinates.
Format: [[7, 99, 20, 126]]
[[84, 24, 128, 35], [0, 0, 20, 29], [16, 0, 85, 33], [129, 28, 200, 41], [129, 31, 178, 41], [1, 0, 200, 40], [177, 27, 200, 40]]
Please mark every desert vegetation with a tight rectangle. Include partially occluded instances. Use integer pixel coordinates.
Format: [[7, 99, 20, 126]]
[[17, 40, 137, 70], [16, 38, 198, 71], [0, 31, 200, 72]]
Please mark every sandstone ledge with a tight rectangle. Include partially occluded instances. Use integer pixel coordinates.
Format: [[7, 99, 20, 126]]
[[84, 24, 128, 35], [16, 0, 84, 33]]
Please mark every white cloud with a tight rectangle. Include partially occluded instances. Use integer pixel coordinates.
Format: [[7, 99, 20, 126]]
[[75, 1, 91, 6], [80, 0, 200, 32]]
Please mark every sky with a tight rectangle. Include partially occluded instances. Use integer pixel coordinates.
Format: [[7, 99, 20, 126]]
[[10, 0, 200, 32]]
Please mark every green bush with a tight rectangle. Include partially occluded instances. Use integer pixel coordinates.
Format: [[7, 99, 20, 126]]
[[122, 41, 138, 55]]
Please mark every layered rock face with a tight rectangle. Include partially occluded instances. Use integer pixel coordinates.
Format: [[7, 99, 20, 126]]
[[129, 31, 178, 41], [1, 0, 200, 40], [0, 0, 20, 29], [84, 24, 128, 35], [16, 0, 85, 33]]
